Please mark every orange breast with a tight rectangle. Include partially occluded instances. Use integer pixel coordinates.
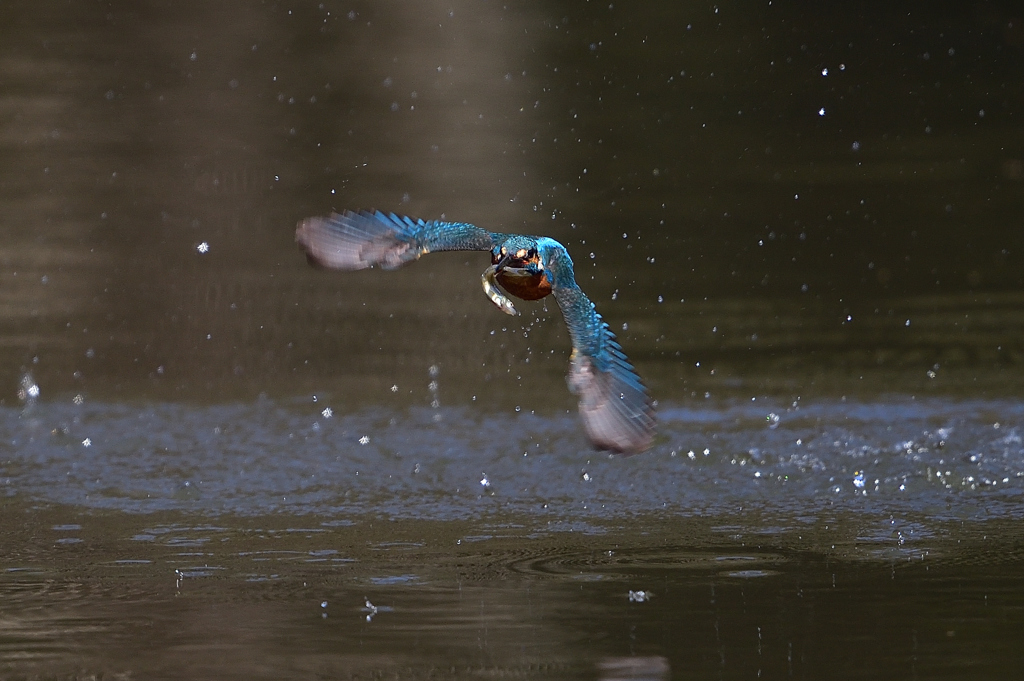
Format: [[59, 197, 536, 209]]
[[496, 270, 552, 301]]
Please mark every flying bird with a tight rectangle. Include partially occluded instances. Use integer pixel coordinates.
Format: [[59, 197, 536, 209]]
[[296, 210, 655, 453]]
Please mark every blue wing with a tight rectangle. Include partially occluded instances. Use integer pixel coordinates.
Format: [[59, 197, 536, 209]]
[[296, 210, 503, 270], [539, 240, 656, 454], [558, 287, 656, 454]]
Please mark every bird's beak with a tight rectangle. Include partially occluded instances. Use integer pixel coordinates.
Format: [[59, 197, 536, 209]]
[[493, 252, 513, 272]]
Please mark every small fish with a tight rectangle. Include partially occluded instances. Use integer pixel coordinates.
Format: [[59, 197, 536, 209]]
[[296, 210, 655, 453]]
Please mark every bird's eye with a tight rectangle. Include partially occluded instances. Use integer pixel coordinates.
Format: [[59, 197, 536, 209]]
[[500, 247, 507, 256]]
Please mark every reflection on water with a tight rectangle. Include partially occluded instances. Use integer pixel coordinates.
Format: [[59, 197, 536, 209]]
[[3, 0, 1024, 677], [2, 506, 1023, 679], [2, 393, 1024, 676], [598, 657, 669, 681]]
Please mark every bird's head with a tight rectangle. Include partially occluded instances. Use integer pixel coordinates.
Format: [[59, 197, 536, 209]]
[[491, 236, 541, 273], [491, 236, 574, 285]]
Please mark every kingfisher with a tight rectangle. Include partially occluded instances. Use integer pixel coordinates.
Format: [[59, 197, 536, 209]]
[[296, 210, 655, 454]]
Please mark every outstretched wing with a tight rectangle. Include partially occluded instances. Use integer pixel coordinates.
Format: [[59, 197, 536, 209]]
[[296, 210, 502, 270], [559, 288, 655, 454], [541, 241, 655, 454]]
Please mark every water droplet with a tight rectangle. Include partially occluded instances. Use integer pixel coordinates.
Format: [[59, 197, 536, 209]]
[[17, 374, 39, 402]]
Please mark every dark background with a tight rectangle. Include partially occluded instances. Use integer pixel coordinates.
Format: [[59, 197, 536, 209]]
[[2, 0, 1023, 406]]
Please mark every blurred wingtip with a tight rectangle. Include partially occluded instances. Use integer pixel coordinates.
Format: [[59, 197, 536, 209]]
[[295, 210, 417, 270], [295, 213, 363, 270], [568, 355, 656, 454]]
